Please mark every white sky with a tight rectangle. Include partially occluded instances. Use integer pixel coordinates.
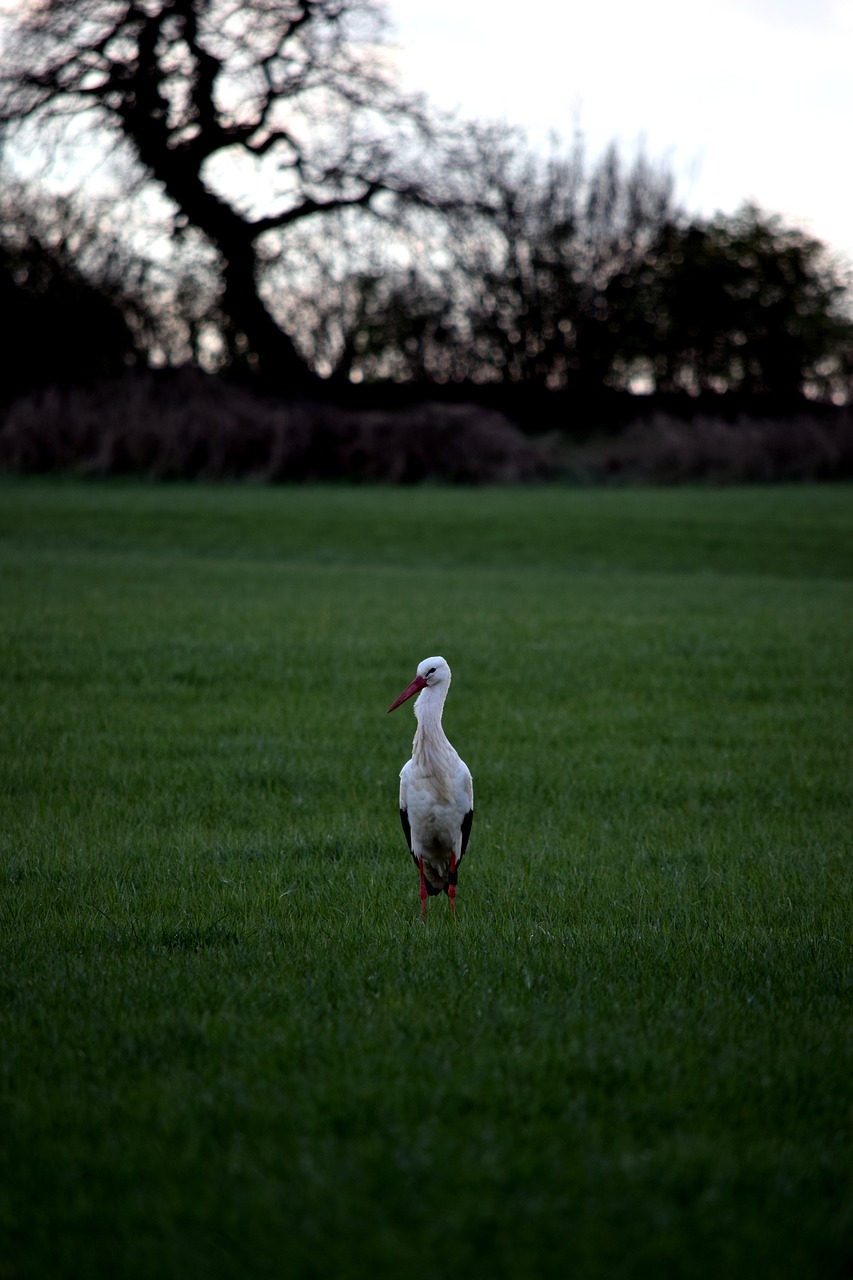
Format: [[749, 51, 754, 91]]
[[385, 0, 853, 267]]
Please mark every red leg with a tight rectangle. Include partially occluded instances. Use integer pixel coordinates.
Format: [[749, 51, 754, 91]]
[[418, 856, 428, 920], [448, 853, 457, 917]]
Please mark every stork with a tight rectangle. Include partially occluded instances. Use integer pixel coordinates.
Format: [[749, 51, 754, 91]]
[[387, 656, 473, 919]]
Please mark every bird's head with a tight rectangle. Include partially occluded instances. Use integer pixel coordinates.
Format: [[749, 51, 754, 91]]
[[387, 656, 451, 712]]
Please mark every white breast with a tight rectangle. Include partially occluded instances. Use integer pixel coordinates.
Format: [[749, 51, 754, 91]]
[[400, 753, 473, 862]]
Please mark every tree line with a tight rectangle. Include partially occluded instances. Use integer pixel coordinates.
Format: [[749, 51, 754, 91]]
[[1, 0, 851, 418]]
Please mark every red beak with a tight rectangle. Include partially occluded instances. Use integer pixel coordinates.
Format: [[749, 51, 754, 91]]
[[387, 674, 427, 713]]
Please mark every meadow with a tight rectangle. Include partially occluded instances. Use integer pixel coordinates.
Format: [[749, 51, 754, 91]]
[[1, 478, 851, 1279]]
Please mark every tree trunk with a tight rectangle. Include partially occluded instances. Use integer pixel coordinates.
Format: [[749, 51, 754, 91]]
[[217, 237, 322, 395]]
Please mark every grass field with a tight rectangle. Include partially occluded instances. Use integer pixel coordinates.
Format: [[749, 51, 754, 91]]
[[1, 478, 851, 1280]]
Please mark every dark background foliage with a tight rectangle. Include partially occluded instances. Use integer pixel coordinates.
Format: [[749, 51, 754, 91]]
[[1, 0, 851, 481]]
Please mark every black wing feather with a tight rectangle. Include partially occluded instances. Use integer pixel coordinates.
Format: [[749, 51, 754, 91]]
[[400, 808, 418, 868], [459, 809, 474, 864]]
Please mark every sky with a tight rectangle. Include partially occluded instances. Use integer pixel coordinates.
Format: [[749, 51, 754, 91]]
[[385, 0, 853, 267]]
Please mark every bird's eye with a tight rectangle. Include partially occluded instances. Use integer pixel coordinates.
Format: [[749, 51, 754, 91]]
[[427, 667, 436, 676]]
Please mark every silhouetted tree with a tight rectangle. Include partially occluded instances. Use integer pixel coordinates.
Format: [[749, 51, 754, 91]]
[[330, 136, 853, 406], [330, 129, 680, 392], [607, 205, 853, 400], [0, 0, 475, 392], [0, 184, 140, 403]]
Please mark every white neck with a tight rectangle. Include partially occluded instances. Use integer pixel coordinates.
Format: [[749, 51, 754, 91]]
[[412, 683, 454, 775]]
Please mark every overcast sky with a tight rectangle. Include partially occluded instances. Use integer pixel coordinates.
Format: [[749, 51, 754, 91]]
[[385, 0, 852, 266]]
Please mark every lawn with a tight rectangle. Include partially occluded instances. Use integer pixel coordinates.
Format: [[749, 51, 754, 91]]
[[1, 479, 851, 1279]]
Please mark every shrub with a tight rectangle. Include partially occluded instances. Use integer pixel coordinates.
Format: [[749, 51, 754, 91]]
[[0, 369, 551, 483], [566, 410, 853, 483]]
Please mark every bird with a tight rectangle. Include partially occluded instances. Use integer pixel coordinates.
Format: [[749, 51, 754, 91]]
[[387, 656, 473, 919]]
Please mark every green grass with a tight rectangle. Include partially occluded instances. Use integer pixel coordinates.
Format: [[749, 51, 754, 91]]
[[1, 478, 851, 1280]]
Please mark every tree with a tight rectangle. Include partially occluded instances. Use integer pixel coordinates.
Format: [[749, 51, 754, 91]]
[[336, 134, 853, 407], [336, 128, 680, 392], [0, 0, 473, 392], [608, 206, 853, 400], [0, 180, 141, 403]]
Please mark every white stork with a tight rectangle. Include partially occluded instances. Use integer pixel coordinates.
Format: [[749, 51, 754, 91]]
[[387, 656, 473, 919]]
